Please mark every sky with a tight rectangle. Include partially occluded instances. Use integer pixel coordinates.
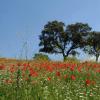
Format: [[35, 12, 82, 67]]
[[0, 0, 100, 61]]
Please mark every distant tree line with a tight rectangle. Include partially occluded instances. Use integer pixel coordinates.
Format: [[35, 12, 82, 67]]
[[38, 20, 100, 62]]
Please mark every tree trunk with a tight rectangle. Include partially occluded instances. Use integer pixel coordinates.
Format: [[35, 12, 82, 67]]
[[62, 52, 67, 61], [63, 56, 67, 61], [96, 54, 99, 62]]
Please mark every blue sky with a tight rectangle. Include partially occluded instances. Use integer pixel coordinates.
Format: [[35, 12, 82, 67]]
[[0, 0, 100, 61]]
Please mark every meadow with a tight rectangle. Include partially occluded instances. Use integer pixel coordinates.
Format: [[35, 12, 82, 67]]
[[0, 58, 100, 100]]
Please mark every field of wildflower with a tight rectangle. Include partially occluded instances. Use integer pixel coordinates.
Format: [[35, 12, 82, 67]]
[[0, 59, 100, 100]]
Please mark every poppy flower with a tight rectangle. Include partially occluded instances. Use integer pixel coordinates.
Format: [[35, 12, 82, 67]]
[[47, 77, 51, 81], [85, 79, 91, 86], [29, 68, 38, 77], [56, 71, 61, 77], [71, 75, 76, 80], [46, 66, 53, 72], [0, 64, 5, 70]]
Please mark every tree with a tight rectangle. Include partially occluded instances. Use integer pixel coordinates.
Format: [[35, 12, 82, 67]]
[[84, 32, 100, 62], [39, 21, 91, 61], [33, 53, 50, 61]]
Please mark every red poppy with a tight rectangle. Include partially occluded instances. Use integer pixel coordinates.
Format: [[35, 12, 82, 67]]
[[70, 65, 75, 71], [22, 63, 29, 71], [0, 64, 5, 70], [77, 66, 82, 72], [71, 75, 76, 80], [56, 71, 61, 77], [5, 79, 13, 84], [85, 79, 91, 86], [47, 77, 51, 81], [9, 66, 16, 73], [96, 70, 100, 73], [46, 66, 53, 72], [29, 67, 38, 77]]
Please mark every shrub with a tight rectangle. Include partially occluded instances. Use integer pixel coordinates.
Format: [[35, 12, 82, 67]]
[[33, 53, 50, 61], [64, 57, 80, 63]]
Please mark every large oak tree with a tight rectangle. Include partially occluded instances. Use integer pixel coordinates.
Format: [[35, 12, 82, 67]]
[[39, 21, 91, 61]]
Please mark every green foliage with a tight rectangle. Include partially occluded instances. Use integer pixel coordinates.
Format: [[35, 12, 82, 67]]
[[33, 53, 50, 61]]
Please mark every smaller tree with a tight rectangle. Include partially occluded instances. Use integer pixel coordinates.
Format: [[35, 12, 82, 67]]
[[84, 32, 100, 62], [33, 53, 50, 61]]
